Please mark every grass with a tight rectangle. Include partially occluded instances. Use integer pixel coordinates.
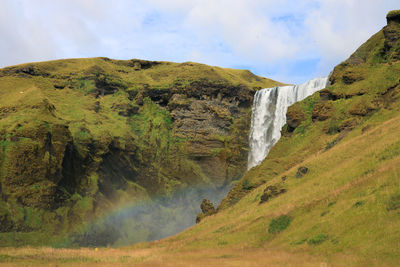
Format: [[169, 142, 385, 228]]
[[387, 194, 400, 211], [1, 11, 400, 265], [0, 57, 284, 246], [268, 215, 291, 234], [241, 178, 254, 190], [149, 44, 400, 263], [307, 234, 329, 245], [0, 246, 328, 266]]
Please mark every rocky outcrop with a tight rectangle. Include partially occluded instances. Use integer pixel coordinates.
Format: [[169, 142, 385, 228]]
[[386, 10, 400, 24], [296, 166, 309, 178], [196, 199, 217, 223], [259, 184, 286, 204], [286, 105, 305, 132], [312, 102, 334, 122]]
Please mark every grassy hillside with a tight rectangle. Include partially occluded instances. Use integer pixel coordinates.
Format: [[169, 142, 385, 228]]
[[2, 62, 400, 264], [145, 10, 400, 265], [0, 57, 282, 246], [1, 9, 399, 267]]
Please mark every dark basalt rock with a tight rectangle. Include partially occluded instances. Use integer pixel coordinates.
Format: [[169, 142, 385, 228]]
[[142, 88, 172, 106], [127, 59, 161, 69], [312, 102, 334, 122], [342, 71, 364, 85], [259, 184, 286, 204], [387, 10, 400, 24], [296, 166, 309, 178], [196, 199, 217, 223], [383, 11, 400, 60], [286, 105, 304, 132], [319, 89, 341, 101], [112, 103, 139, 117], [200, 199, 216, 214], [0, 65, 50, 78]]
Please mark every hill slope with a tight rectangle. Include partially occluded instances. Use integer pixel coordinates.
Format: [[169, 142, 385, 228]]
[[1, 11, 400, 266], [0, 58, 282, 246], [1, 9, 399, 267], [137, 9, 400, 265]]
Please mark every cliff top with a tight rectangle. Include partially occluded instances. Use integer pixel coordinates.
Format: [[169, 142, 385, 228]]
[[0, 57, 283, 91], [387, 9, 400, 24]]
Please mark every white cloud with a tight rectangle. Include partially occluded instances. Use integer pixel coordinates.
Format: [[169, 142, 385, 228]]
[[145, 0, 398, 82], [304, 0, 395, 76], [0, 0, 398, 83]]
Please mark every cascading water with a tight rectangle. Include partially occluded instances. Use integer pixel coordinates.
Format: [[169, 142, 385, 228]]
[[247, 77, 329, 170]]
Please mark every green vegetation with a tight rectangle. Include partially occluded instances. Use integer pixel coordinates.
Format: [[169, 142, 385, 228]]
[[241, 179, 254, 190], [307, 234, 328, 245], [268, 215, 291, 234], [134, 11, 400, 265], [387, 194, 400, 211], [0, 8, 400, 267], [0, 56, 282, 246]]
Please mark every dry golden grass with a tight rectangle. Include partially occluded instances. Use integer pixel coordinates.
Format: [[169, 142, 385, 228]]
[[3, 112, 399, 266], [0, 246, 327, 266]]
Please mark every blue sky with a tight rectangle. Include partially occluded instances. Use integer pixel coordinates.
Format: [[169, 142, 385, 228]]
[[0, 0, 398, 84]]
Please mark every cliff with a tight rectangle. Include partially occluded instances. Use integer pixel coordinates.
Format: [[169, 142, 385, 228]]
[[0, 57, 282, 245]]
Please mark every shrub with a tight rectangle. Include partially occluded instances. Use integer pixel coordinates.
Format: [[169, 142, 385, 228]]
[[328, 200, 337, 207], [353, 200, 365, 207], [241, 179, 254, 190], [327, 119, 340, 135], [268, 215, 291, 234], [320, 210, 329, 217], [387, 194, 400, 211], [293, 125, 306, 135], [307, 234, 328, 245], [325, 140, 338, 151]]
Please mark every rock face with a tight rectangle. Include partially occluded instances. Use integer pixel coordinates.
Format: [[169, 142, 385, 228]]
[[286, 105, 305, 132], [196, 198, 217, 223], [259, 184, 286, 204], [312, 102, 334, 122], [0, 58, 282, 244], [167, 81, 253, 186], [296, 166, 309, 178], [387, 10, 400, 24]]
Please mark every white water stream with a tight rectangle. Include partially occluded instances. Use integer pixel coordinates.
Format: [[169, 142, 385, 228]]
[[247, 77, 329, 169]]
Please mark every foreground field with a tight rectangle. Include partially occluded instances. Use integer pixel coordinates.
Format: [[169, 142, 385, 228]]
[[0, 246, 339, 266], [2, 113, 400, 266]]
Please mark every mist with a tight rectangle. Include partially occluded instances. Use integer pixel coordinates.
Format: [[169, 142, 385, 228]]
[[69, 184, 232, 247]]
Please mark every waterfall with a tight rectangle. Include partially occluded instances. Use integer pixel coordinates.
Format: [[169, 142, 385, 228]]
[[247, 77, 329, 170]]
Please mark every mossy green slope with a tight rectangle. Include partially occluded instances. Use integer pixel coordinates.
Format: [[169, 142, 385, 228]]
[[0, 58, 282, 246], [151, 10, 400, 265]]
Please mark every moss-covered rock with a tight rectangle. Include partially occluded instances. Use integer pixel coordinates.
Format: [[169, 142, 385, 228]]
[[259, 184, 286, 204], [0, 57, 283, 245], [286, 105, 305, 132], [387, 10, 400, 24], [196, 199, 217, 223], [312, 101, 334, 122]]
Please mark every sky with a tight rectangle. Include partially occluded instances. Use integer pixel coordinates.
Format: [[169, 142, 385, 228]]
[[0, 0, 398, 84]]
